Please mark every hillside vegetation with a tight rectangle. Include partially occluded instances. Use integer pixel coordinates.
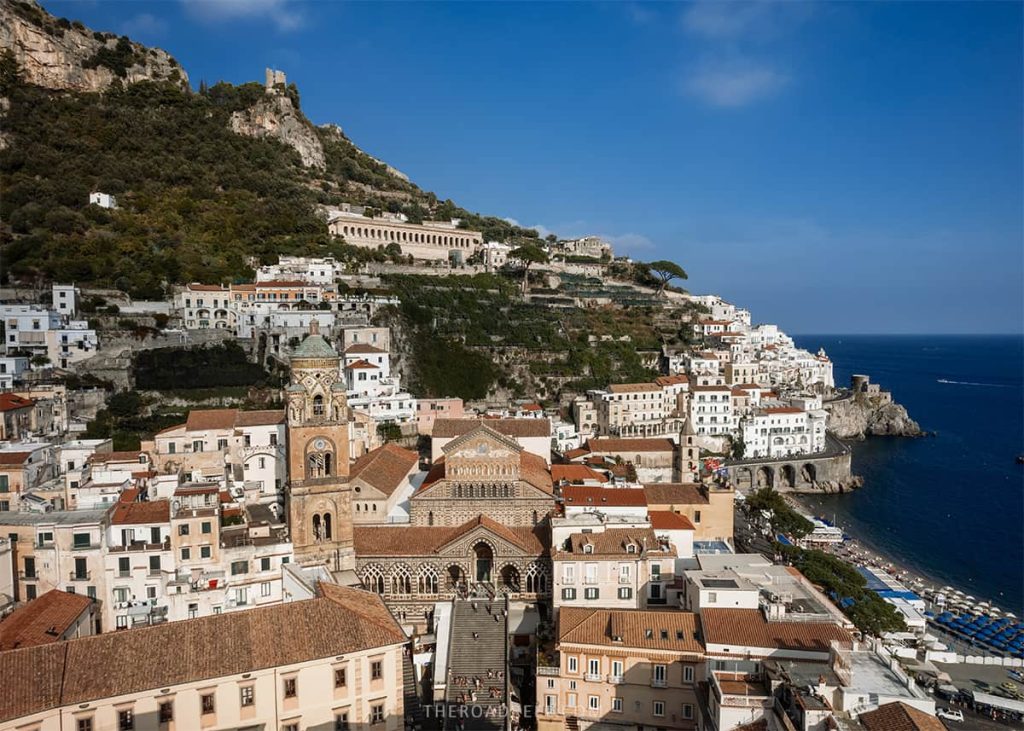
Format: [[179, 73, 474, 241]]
[[0, 46, 545, 296]]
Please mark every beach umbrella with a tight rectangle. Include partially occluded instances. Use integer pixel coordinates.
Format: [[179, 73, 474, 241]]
[[1007, 612, 1017, 618]]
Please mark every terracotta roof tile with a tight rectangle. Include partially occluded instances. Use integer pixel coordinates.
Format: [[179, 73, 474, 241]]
[[350, 443, 419, 497], [643, 483, 708, 506], [0, 588, 405, 723], [555, 528, 668, 557], [0, 393, 34, 412], [607, 383, 660, 393], [551, 465, 608, 484], [185, 408, 238, 431], [700, 608, 851, 653], [344, 343, 387, 354], [558, 607, 702, 654], [110, 500, 170, 525], [649, 511, 696, 530], [0, 590, 93, 651], [0, 451, 32, 466], [563, 486, 646, 507], [0, 643, 66, 722], [355, 516, 549, 557], [87, 450, 145, 464], [655, 374, 689, 386], [433, 418, 550, 439], [859, 702, 945, 731]]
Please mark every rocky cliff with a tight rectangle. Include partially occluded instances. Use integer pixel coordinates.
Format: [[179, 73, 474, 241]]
[[0, 0, 188, 92], [826, 394, 923, 439], [230, 92, 326, 170]]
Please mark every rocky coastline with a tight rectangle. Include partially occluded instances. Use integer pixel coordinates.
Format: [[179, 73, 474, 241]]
[[825, 389, 924, 440]]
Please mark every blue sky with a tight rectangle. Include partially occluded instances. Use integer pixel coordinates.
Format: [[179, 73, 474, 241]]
[[48, 1, 1023, 334]]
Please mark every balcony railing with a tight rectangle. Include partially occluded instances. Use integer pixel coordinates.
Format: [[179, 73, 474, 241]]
[[537, 667, 560, 677], [651, 678, 667, 688], [585, 673, 603, 682], [68, 571, 91, 581], [608, 675, 625, 684], [18, 571, 37, 580]]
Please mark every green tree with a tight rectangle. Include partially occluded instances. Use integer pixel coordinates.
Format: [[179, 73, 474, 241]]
[[644, 259, 688, 295], [510, 243, 549, 294]]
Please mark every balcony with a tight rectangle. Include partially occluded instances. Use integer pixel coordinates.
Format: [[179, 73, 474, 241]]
[[71, 542, 99, 551], [582, 577, 598, 585], [537, 667, 560, 677], [608, 675, 624, 684], [18, 571, 37, 580], [585, 673, 603, 682], [109, 540, 171, 554], [618, 575, 631, 584], [68, 571, 91, 581], [651, 678, 667, 688]]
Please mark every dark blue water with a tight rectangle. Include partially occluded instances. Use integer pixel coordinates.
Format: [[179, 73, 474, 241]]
[[793, 335, 1024, 615]]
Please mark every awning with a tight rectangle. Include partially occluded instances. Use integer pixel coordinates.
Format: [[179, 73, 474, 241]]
[[972, 691, 1024, 713]]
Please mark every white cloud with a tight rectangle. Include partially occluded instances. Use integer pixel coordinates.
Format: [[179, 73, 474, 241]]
[[603, 232, 654, 255], [682, 1, 813, 41], [180, 0, 304, 32], [682, 58, 789, 108], [120, 13, 167, 38], [625, 3, 658, 26], [503, 218, 559, 240]]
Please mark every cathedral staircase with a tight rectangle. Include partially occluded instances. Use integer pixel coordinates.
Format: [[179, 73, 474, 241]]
[[404, 649, 426, 729], [444, 594, 508, 731]]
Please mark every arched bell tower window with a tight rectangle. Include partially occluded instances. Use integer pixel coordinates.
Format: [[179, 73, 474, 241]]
[[313, 394, 325, 416], [312, 514, 322, 541], [307, 449, 333, 479], [323, 513, 332, 540]]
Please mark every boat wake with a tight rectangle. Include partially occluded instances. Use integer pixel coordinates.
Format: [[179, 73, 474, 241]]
[[936, 378, 1012, 388]]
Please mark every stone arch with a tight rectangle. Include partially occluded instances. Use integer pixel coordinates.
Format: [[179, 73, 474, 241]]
[[780, 464, 796, 488], [446, 563, 465, 589], [390, 563, 412, 595], [418, 564, 439, 594], [500, 564, 521, 592], [801, 463, 817, 484], [473, 541, 494, 583], [736, 466, 753, 490], [755, 465, 774, 488], [525, 561, 549, 594], [361, 564, 386, 594]]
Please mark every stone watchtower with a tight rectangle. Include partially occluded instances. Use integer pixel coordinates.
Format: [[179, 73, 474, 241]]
[[265, 67, 287, 92], [285, 320, 355, 573]]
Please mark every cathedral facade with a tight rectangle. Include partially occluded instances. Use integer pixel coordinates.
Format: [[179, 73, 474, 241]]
[[410, 425, 555, 527]]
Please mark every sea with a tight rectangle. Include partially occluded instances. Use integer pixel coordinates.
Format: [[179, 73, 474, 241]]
[[792, 334, 1024, 615]]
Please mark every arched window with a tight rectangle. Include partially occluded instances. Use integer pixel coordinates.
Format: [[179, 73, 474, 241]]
[[525, 562, 548, 594], [391, 565, 412, 595], [362, 565, 385, 594], [428, 511, 434, 526], [418, 565, 439, 594], [324, 452, 332, 476], [323, 513, 332, 540], [313, 394, 324, 416], [532, 510, 538, 525], [312, 514, 322, 541]]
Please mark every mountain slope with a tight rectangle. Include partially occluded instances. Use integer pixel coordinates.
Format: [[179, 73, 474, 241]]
[[0, 0, 187, 92], [0, 1, 546, 295]]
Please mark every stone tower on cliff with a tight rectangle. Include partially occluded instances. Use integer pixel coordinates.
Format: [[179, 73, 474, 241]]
[[286, 321, 355, 573]]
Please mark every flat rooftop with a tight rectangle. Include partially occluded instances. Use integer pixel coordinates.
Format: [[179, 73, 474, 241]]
[[0, 509, 108, 526], [845, 651, 928, 700]]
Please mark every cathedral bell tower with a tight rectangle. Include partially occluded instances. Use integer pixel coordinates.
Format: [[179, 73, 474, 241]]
[[286, 320, 355, 573]]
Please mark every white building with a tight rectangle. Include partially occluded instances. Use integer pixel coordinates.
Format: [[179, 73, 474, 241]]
[[741, 406, 828, 459], [88, 191, 117, 209], [255, 255, 343, 286], [0, 356, 30, 389], [0, 304, 98, 368]]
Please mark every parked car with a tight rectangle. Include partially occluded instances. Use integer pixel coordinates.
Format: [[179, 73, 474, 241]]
[[936, 708, 964, 722]]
